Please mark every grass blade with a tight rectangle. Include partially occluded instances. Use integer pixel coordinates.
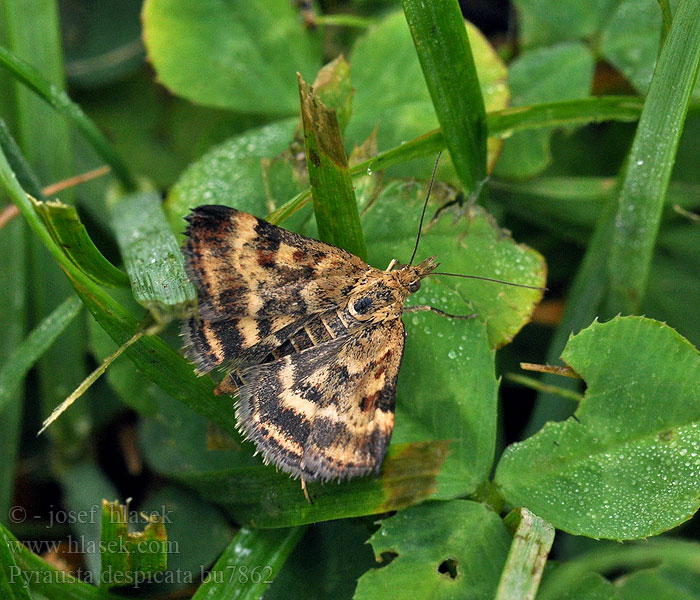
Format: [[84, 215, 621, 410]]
[[496, 508, 555, 600], [0, 295, 82, 415], [606, 0, 700, 313], [0, 45, 136, 190], [298, 74, 367, 259], [192, 527, 304, 600], [33, 199, 129, 287], [110, 190, 196, 320], [401, 0, 486, 193]]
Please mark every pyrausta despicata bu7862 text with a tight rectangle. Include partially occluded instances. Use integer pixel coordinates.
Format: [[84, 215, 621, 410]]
[[181, 186, 543, 489]]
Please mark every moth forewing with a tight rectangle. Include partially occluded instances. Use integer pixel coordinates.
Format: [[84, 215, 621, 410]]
[[182, 206, 458, 484]]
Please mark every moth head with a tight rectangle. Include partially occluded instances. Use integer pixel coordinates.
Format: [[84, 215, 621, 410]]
[[399, 256, 439, 294]]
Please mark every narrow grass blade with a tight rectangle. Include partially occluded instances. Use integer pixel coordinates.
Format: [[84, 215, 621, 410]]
[[192, 527, 304, 600], [0, 122, 27, 521], [0, 45, 136, 190], [33, 199, 129, 287], [401, 0, 486, 193], [298, 74, 367, 259], [2, 3, 91, 451], [0, 526, 32, 600], [110, 190, 196, 320], [496, 508, 555, 600], [607, 0, 700, 313], [0, 295, 82, 415], [39, 326, 144, 435]]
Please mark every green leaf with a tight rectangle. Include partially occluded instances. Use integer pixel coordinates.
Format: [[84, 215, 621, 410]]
[[313, 56, 353, 133], [0, 526, 32, 600], [617, 566, 700, 600], [0, 46, 135, 190], [494, 42, 595, 179], [362, 181, 544, 497], [100, 499, 167, 587], [495, 508, 555, 600], [192, 527, 304, 600], [298, 74, 367, 259], [496, 316, 700, 540], [537, 539, 700, 599], [401, 0, 487, 192], [265, 520, 376, 600], [0, 295, 82, 414], [354, 500, 511, 600], [0, 521, 127, 599], [110, 190, 196, 320], [514, 0, 621, 48], [32, 198, 129, 287], [163, 119, 300, 233], [142, 0, 321, 115], [149, 440, 449, 528], [600, 0, 668, 97], [347, 11, 508, 181], [606, 0, 700, 313]]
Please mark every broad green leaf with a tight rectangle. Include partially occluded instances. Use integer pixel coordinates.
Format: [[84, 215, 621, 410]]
[[538, 570, 616, 600], [367, 181, 543, 496], [193, 526, 304, 600], [401, 0, 487, 193], [600, 0, 665, 96], [605, 0, 700, 314], [163, 119, 300, 233], [142, 0, 321, 115], [538, 539, 700, 599], [266, 521, 376, 600], [347, 11, 508, 181], [494, 42, 595, 179], [139, 485, 232, 582], [617, 566, 700, 600], [496, 316, 700, 540], [514, 0, 620, 48], [354, 500, 510, 600], [110, 190, 195, 320]]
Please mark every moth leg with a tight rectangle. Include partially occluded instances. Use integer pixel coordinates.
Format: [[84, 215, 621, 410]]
[[404, 305, 477, 320], [301, 477, 313, 504]]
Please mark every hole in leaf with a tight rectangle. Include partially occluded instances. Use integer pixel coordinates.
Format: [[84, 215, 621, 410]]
[[379, 551, 398, 565], [438, 557, 458, 579]]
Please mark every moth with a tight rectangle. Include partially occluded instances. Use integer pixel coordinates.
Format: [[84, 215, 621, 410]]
[[181, 195, 540, 488]]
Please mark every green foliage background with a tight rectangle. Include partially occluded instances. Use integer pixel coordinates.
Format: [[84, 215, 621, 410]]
[[1, 0, 700, 598]]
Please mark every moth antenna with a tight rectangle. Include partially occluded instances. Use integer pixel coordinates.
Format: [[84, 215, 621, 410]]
[[408, 151, 442, 266], [428, 271, 547, 292]]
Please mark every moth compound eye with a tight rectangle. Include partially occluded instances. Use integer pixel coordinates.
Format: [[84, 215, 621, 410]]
[[408, 280, 421, 293], [352, 296, 373, 315]]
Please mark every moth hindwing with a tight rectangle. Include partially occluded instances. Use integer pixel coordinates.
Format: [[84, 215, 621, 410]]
[[182, 205, 438, 482]]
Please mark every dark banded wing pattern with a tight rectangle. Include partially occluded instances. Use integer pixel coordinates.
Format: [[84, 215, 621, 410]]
[[183, 205, 368, 322], [235, 318, 405, 482]]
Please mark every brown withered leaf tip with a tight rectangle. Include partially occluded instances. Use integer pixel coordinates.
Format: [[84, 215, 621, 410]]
[[181, 205, 440, 483]]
